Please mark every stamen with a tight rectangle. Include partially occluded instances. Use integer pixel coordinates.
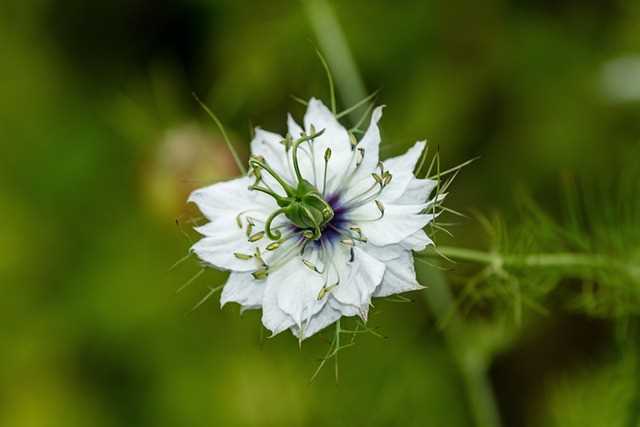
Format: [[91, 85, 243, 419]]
[[346, 199, 385, 223], [254, 247, 266, 267], [303, 259, 319, 272], [317, 282, 338, 300], [248, 231, 265, 242], [252, 269, 268, 280], [234, 252, 253, 260], [266, 241, 281, 251], [264, 236, 305, 272], [349, 132, 358, 149], [322, 148, 331, 196]]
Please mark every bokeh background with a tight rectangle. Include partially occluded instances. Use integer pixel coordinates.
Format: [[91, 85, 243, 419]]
[[2, 1, 640, 426]]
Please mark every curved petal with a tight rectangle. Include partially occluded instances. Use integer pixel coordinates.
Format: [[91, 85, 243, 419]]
[[345, 106, 384, 185], [372, 250, 424, 297], [265, 256, 326, 328], [220, 271, 265, 309], [188, 176, 272, 220], [349, 202, 435, 247], [400, 229, 434, 252], [290, 304, 342, 340], [339, 171, 413, 207], [302, 98, 353, 193], [331, 246, 385, 311], [303, 98, 350, 152], [383, 140, 425, 174], [191, 221, 265, 272], [287, 113, 304, 138], [189, 177, 279, 271], [395, 178, 437, 205], [261, 279, 296, 336]]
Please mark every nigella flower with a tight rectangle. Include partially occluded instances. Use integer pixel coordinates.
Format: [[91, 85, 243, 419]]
[[188, 98, 440, 340]]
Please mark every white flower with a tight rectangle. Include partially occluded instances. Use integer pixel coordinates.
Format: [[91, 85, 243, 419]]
[[188, 98, 440, 340]]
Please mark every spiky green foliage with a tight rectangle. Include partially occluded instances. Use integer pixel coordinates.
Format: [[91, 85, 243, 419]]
[[418, 148, 640, 321]]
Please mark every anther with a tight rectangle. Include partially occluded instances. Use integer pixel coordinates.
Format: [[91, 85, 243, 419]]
[[245, 221, 254, 237], [254, 247, 266, 266], [340, 238, 355, 246], [302, 259, 320, 273], [252, 269, 269, 280], [234, 252, 253, 260], [349, 132, 358, 149], [383, 173, 393, 186], [248, 231, 265, 242], [317, 282, 338, 300], [356, 148, 365, 166], [266, 241, 281, 251]]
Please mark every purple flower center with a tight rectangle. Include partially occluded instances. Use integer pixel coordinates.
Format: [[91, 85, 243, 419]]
[[316, 193, 348, 245]]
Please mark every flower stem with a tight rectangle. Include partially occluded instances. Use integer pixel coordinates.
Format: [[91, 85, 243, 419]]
[[303, 0, 367, 124], [304, 2, 504, 422], [434, 246, 632, 273], [420, 266, 503, 427]]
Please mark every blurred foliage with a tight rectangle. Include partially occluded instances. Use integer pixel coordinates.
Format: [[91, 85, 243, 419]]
[[2, 0, 640, 426]]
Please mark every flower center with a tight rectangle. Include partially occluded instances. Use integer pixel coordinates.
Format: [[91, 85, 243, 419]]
[[239, 125, 389, 282], [247, 127, 334, 241]]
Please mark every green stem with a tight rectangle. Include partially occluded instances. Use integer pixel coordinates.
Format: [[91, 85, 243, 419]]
[[303, 0, 367, 124], [304, 2, 503, 422], [434, 246, 631, 272], [420, 266, 502, 427]]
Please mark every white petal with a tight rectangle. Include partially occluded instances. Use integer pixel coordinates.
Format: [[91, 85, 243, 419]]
[[349, 202, 435, 246], [303, 98, 349, 150], [372, 250, 424, 297], [287, 114, 304, 138], [191, 221, 264, 272], [302, 98, 352, 193], [250, 128, 294, 194], [383, 140, 425, 174], [328, 298, 359, 317], [188, 176, 270, 220], [339, 172, 413, 207], [290, 304, 342, 340], [188, 177, 278, 271], [331, 246, 385, 310], [347, 106, 384, 185], [265, 256, 326, 327], [395, 178, 437, 205], [261, 279, 296, 336], [220, 271, 265, 309], [400, 229, 434, 252]]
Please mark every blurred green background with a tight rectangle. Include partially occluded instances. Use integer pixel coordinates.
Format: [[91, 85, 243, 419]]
[[2, 1, 640, 426]]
